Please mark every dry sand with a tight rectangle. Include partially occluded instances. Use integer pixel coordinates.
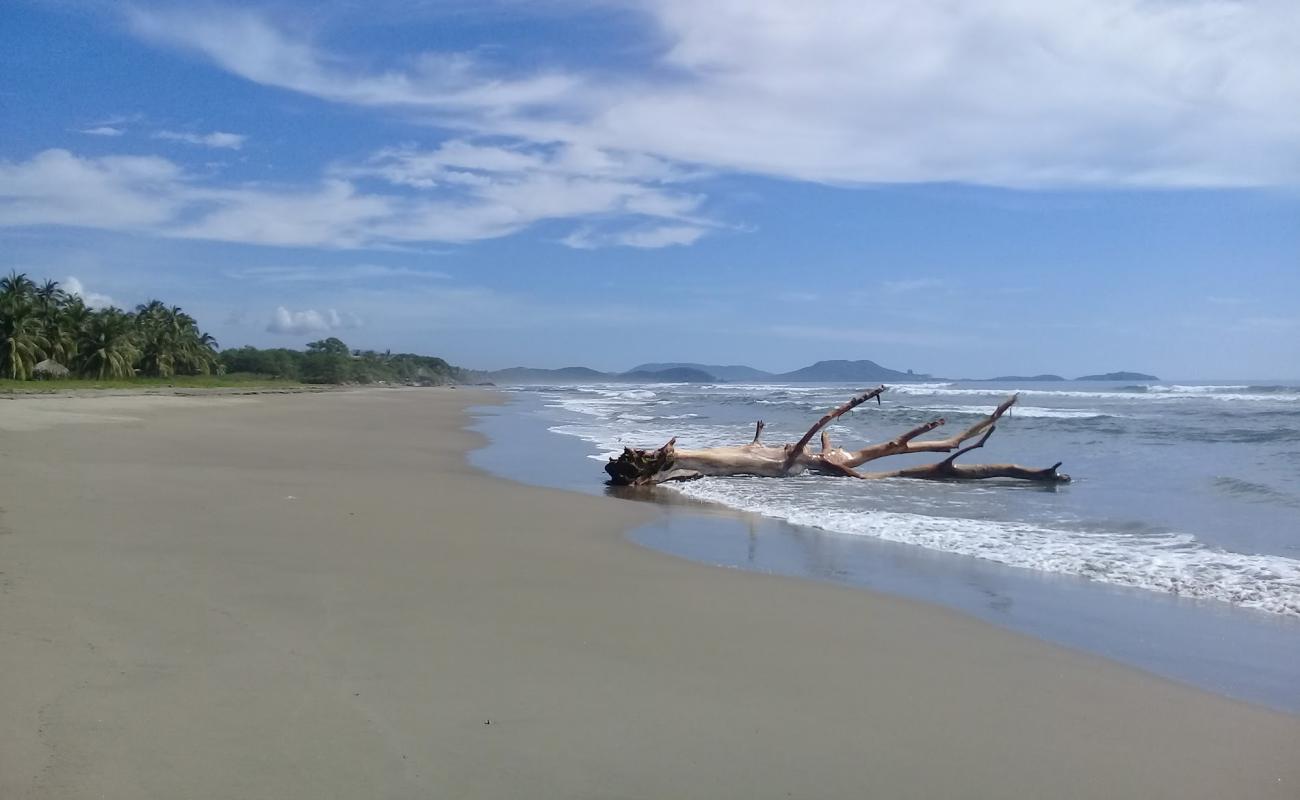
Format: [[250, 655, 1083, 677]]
[[1, 389, 1297, 799]]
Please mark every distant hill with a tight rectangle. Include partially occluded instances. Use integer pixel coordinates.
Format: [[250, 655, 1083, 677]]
[[484, 365, 715, 384], [484, 358, 933, 384], [1076, 371, 1159, 382], [982, 374, 1066, 382], [619, 367, 716, 382], [486, 366, 609, 383], [776, 359, 926, 382], [630, 362, 775, 381]]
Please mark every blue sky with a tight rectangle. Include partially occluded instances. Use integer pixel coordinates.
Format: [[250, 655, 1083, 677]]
[[2, 0, 1298, 378]]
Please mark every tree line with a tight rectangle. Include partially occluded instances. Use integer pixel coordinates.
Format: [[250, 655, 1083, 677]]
[[221, 338, 466, 385], [1, 272, 219, 380], [1, 271, 466, 385]]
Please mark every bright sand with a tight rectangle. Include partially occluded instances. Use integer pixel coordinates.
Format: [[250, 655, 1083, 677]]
[[1, 389, 1297, 799]]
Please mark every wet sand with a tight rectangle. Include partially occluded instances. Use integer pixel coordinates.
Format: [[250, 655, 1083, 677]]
[[1, 389, 1297, 798]]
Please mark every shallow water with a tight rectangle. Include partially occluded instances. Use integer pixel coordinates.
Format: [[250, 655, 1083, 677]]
[[528, 380, 1300, 616], [468, 380, 1300, 713]]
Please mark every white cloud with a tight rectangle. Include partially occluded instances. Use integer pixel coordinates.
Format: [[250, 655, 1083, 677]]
[[0, 145, 714, 249], [128, 1, 1300, 188], [350, 140, 691, 189], [562, 223, 708, 249], [266, 306, 362, 335], [153, 130, 247, 149], [79, 126, 125, 137], [882, 278, 945, 294], [17, 1, 1299, 258], [343, 140, 711, 246], [129, 8, 582, 115], [62, 276, 116, 309], [178, 179, 395, 247], [0, 149, 183, 229], [225, 264, 450, 283]]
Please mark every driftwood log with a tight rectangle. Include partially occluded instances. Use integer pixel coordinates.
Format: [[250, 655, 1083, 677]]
[[605, 386, 1070, 487]]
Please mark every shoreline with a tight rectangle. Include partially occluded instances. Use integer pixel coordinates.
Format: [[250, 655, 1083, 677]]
[[3, 388, 1298, 798], [472, 388, 1300, 714]]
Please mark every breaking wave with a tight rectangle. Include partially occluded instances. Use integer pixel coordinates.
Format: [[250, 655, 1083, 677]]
[[671, 478, 1300, 617]]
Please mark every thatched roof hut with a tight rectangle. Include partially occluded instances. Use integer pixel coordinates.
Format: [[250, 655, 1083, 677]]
[[33, 359, 70, 379]]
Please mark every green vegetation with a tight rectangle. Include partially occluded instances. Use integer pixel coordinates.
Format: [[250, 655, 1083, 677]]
[[1, 271, 466, 390], [220, 337, 466, 385]]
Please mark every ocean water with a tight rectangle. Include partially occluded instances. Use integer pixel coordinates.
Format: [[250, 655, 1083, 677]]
[[520, 380, 1300, 617], [469, 380, 1300, 712]]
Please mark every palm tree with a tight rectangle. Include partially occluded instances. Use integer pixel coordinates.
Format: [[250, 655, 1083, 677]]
[[188, 331, 220, 375], [0, 303, 47, 379], [78, 308, 139, 379], [31, 280, 78, 367], [59, 296, 93, 348], [135, 299, 181, 377], [3, 274, 231, 382], [34, 279, 67, 314], [1, 271, 47, 379], [0, 271, 37, 306], [135, 301, 220, 376]]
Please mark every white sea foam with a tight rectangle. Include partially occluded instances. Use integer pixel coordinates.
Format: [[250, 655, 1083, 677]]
[[910, 404, 1110, 419], [550, 418, 745, 460], [1149, 384, 1248, 393], [669, 479, 1300, 617], [887, 385, 1300, 403], [532, 381, 1300, 616]]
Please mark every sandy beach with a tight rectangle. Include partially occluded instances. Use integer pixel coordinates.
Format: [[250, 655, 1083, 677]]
[[1, 388, 1297, 799]]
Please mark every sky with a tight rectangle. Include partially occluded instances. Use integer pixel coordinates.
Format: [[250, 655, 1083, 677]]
[[2, 0, 1298, 379]]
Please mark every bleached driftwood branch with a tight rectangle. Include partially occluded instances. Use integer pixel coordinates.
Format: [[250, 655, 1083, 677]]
[[604, 387, 1069, 487]]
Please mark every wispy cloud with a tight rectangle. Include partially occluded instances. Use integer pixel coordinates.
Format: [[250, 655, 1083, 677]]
[[0, 145, 716, 250], [343, 140, 711, 247], [225, 264, 450, 283], [881, 278, 945, 295], [128, 8, 583, 116], [153, 130, 247, 149], [78, 126, 125, 137], [562, 224, 708, 250], [14, 1, 1300, 261], [128, 1, 1300, 188]]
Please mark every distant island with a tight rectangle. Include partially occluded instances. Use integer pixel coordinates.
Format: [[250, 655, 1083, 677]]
[[484, 365, 717, 383], [777, 359, 928, 382], [477, 360, 1163, 385], [630, 362, 775, 381], [481, 359, 932, 384], [1075, 371, 1159, 382]]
